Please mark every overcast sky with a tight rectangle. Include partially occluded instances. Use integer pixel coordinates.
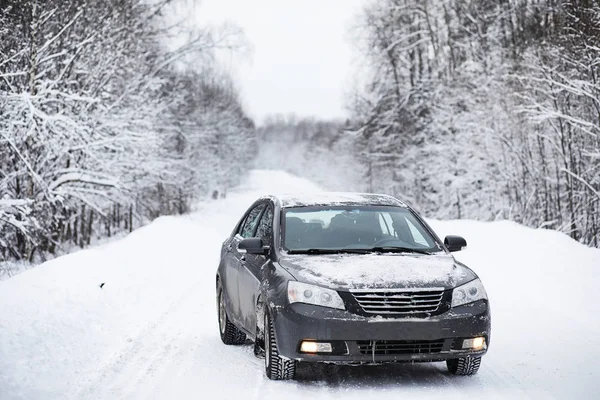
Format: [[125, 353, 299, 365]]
[[192, 0, 365, 122]]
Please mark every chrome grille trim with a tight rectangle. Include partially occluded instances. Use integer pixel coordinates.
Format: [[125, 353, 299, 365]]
[[351, 288, 445, 315]]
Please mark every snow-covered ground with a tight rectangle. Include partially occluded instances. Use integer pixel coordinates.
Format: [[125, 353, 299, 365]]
[[1, 170, 599, 400]]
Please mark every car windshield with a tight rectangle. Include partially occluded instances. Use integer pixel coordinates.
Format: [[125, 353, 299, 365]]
[[282, 206, 441, 253]]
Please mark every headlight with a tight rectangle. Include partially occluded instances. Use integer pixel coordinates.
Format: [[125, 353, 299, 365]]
[[451, 278, 487, 307], [287, 281, 345, 310]]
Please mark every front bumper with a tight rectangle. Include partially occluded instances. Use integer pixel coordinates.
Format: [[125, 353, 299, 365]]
[[271, 300, 490, 363]]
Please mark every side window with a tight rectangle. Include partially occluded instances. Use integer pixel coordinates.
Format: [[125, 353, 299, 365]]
[[256, 205, 274, 245], [406, 219, 428, 246], [380, 212, 395, 236], [236, 215, 248, 235], [240, 204, 265, 238], [379, 213, 392, 235], [402, 213, 436, 247]]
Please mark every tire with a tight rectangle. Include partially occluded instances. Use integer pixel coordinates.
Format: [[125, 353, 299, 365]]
[[217, 287, 246, 345], [264, 312, 296, 380], [446, 356, 482, 376]]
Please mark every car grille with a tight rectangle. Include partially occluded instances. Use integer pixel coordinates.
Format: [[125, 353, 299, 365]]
[[357, 340, 444, 355], [350, 289, 444, 315]]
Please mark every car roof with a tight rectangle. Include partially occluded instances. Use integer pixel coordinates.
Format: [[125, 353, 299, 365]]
[[259, 192, 408, 208]]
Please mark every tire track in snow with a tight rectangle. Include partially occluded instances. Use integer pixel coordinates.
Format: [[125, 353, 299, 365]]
[[72, 282, 200, 400]]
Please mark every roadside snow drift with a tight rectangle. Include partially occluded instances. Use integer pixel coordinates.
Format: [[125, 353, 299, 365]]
[[1, 170, 599, 400]]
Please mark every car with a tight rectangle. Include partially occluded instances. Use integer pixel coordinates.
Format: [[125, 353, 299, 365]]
[[216, 192, 491, 380]]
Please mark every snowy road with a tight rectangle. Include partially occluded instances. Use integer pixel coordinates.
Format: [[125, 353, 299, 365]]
[[1, 170, 599, 400]]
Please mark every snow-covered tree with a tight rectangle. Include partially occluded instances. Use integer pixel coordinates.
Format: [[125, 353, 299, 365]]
[[0, 0, 256, 262], [348, 0, 600, 246]]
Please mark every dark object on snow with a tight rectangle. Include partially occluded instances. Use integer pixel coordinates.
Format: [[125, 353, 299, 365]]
[[216, 193, 490, 380], [99, 283, 105, 289], [212, 190, 219, 199]]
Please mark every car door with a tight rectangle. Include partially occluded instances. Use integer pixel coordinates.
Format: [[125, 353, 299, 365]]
[[237, 203, 273, 335], [228, 203, 265, 325], [220, 213, 248, 326]]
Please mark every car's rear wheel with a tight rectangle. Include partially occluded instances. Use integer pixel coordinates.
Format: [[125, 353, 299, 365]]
[[264, 312, 296, 380], [446, 356, 482, 375], [217, 287, 246, 345]]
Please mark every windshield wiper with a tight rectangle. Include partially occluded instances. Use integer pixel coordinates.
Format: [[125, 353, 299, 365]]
[[287, 247, 433, 255], [287, 248, 370, 255], [356, 246, 433, 255]]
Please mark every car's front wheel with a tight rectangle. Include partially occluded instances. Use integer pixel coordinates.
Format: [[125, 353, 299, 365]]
[[217, 286, 246, 345], [446, 356, 482, 375], [264, 312, 296, 380]]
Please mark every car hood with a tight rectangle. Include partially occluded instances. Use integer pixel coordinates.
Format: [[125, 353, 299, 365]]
[[279, 253, 475, 290]]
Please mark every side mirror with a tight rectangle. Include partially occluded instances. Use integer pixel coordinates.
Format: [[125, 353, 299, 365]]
[[238, 237, 269, 255], [444, 235, 467, 252]]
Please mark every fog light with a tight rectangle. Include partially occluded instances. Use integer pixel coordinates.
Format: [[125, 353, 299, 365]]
[[462, 337, 486, 350], [300, 341, 332, 353]]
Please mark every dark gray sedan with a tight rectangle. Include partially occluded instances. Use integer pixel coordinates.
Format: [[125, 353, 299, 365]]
[[216, 193, 491, 380]]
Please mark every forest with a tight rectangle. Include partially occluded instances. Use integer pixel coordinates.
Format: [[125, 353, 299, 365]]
[[351, 0, 600, 247], [266, 0, 600, 248], [1, 0, 599, 270], [0, 0, 255, 264]]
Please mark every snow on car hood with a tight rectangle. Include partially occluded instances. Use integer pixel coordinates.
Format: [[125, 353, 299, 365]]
[[279, 253, 474, 290]]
